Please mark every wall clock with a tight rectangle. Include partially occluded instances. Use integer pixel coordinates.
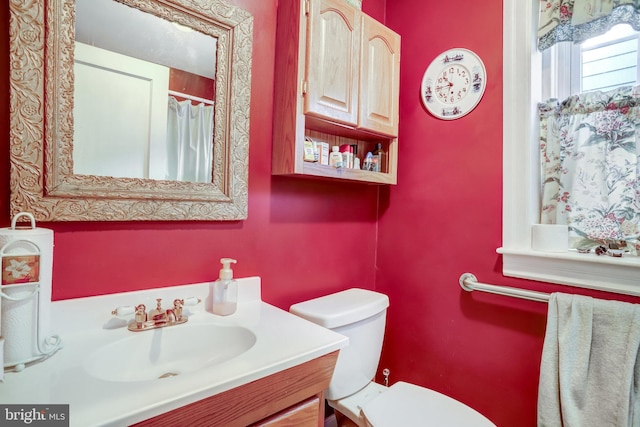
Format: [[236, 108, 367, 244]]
[[420, 48, 487, 120]]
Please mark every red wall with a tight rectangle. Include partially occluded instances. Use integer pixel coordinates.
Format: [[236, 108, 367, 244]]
[[378, 1, 640, 426], [0, 0, 385, 309], [3, 1, 640, 426]]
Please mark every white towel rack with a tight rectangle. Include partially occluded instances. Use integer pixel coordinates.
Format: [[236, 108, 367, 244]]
[[459, 273, 550, 303]]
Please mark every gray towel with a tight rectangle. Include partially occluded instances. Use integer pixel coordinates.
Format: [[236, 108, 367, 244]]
[[538, 293, 640, 427]]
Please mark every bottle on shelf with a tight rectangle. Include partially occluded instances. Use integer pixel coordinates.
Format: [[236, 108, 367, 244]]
[[339, 144, 353, 169], [362, 152, 374, 171], [372, 143, 386, 173], [351, 144, 360, 170], [329, 146, 344, 168], [303, 137, 316, 162]]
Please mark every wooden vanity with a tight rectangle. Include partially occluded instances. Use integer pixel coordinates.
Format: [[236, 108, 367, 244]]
[[134, 351, 338, 427]]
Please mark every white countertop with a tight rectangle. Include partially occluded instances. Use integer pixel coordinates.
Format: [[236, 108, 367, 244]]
[[0, 277, 348, 426]]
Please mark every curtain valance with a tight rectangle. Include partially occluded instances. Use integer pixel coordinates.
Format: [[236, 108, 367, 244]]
[[538, 0, 640, 50]]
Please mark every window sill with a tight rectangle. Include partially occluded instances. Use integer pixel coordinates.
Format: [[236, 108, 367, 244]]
[[497, 247, 640, 296]]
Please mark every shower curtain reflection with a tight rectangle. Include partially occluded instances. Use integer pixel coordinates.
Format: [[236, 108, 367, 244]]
[[166, 97, 214, 183]]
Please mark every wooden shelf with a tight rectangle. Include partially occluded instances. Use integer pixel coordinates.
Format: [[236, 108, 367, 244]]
[[301, 162, 396, 185]]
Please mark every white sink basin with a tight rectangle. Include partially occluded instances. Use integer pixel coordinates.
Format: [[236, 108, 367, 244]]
[[3, 278, 349, 427], [83, 323, 256, 382]]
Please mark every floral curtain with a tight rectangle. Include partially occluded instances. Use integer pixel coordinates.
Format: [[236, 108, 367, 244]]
[[539, 86, 640, 250], [538, 0, 640, 50]]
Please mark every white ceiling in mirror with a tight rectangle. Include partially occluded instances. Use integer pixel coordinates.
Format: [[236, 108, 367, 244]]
[[8, 0, 253, 221], [75, 0, 217, 79]]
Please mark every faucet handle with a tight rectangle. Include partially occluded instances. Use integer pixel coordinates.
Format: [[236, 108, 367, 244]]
[[183, 297, 201, 306], [111, 306, 135, 317], [148, 298, 165, 321]]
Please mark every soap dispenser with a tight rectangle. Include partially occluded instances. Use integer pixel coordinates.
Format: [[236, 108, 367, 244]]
[[212, 258, 238, 315]]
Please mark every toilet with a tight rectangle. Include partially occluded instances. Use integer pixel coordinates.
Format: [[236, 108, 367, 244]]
[[290, 288, 496, 427]]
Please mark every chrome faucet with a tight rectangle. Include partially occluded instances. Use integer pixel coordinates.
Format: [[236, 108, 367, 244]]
[[112, 297, 201, 332]]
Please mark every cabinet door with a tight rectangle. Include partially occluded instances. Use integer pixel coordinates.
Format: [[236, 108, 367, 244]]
[[358, 15, 400, 137], [250, 397, 320, 427], [305, 0, 361, 126]]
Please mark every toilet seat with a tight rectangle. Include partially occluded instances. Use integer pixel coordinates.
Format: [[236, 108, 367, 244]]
[[360, 382, 496, 427]]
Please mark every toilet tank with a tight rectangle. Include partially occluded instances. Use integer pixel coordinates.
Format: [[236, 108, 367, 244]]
[[289, 288, 390, 401]]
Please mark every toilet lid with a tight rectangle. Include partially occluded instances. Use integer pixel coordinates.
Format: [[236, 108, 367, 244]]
[[361, 382, 496, 427]]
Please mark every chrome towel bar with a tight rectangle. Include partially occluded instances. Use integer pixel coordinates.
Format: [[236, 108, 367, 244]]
[[459, 273, 550, 303]]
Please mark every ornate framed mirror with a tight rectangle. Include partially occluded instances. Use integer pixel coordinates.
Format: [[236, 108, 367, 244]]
[[9, 0, 252, 221]]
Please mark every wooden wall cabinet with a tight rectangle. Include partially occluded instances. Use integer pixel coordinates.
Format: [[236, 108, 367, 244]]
[[273, 0, 401, 185]]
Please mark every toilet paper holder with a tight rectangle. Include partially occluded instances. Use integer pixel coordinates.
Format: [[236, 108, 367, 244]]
[[0, 238, 62, 372]]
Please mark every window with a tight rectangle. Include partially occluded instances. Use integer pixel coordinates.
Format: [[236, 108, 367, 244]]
[[543, 24, 640, 100], [580, 25, 639, 92], [501, 0, 640, 296]]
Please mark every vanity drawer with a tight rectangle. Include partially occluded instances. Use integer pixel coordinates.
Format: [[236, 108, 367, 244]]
[[250, 396, 320, 427]]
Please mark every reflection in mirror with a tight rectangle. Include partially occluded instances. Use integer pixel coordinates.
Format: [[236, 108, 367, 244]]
[[74, 0, 218, 183], [9, 0, 253, 221]]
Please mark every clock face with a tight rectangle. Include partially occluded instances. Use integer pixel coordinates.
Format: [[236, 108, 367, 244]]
[[435, 64, 470, 104], [421, 48, 486, 120]]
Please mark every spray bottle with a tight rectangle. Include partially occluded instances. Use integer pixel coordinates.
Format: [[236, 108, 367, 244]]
[[212, 258, 238, 316]]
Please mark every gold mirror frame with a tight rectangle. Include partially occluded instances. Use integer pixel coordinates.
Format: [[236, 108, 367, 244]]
[[9, 0, 252, 221]]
